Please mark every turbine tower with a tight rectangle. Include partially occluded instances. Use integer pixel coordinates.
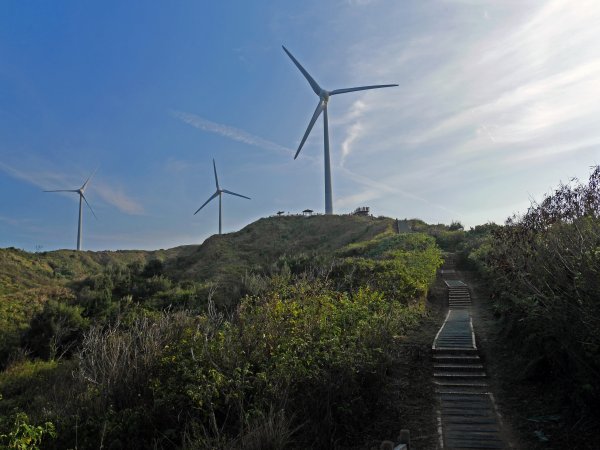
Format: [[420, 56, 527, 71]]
[[44, 170, 97, 251], [282, 45, 398, 215], [194, 159, 250, 235]]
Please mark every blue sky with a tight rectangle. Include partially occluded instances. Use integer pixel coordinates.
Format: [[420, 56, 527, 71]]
[[1, 1, 599, 251]]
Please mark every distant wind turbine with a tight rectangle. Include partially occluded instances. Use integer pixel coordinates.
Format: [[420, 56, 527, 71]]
[[282, 45, 398, 215], [44, 170, 97, 251], [194, 159, 250, 235]]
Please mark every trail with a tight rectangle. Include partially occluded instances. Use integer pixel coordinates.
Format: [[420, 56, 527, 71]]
[[432, 256, 511, 449]]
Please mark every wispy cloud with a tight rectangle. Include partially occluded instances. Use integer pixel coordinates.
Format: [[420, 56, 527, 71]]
[[407, 59, 600, 148], [325, 0, 600, 212], [171, 110, 295, 156], [339, 100, 368, 167], [0, 161, 144, 215], [93, 184, 145, 215]]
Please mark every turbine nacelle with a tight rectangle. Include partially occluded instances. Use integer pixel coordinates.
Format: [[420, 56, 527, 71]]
[[319, 90, 330, 101]]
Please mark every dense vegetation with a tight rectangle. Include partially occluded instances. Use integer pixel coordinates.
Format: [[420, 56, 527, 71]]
[[0, 216, 442, 449], [0, 215, 392, 366], [452, 168, 600, 429]]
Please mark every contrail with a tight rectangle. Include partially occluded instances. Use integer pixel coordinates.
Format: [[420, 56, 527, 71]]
[[170, 110, 295, 156], [339, 166, 463, 216]]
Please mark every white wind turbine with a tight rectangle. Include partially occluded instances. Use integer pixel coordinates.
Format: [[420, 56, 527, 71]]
[[282, 45, 398, 214], [194, 159, 250, 235], [44, 170, 97, 251]]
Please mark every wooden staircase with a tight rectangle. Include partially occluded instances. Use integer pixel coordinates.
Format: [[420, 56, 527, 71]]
[[432, 259, 510, 449]]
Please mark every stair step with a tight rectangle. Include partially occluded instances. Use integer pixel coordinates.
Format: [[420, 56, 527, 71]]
[[433, 347, 478, 354], [434, 372, 487, 378], [436, 388, 491, 395], [434, 380, 489, 387], [441, 402, 491, 411], [434, 364, 484, 370], [433, 355, 480, 362]]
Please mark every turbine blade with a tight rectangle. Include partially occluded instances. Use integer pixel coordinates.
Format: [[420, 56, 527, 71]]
[[43, 189, 78, 193], [295, 100, 325, 159], [222, 189, 250, 200], [81, 167, 98, 192], [282, 45, 321, 96], [330, 84, 398, 95], [81, 193, 98, 220], [213, 159, 220, 190], [194, 191, 219, 215]]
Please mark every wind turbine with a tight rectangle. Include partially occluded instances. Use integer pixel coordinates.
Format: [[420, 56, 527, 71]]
[[194, 159, 250, 235], [44, 170, 97, 251], [282, 45, 398, 215]]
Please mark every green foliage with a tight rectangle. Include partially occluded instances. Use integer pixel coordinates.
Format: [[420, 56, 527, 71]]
[[0, 387, 57, 450], [153, 280, 426, 448], [0, 411, 56, 450], [458, 223, 501, 271], [335, 232, 443, 301], [448, 220, 464, 231]]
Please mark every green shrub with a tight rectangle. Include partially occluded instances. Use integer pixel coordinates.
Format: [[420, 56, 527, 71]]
[[153, 278, 427, 448], [0, 410, 56, 450], [22, 301, 88, 361]]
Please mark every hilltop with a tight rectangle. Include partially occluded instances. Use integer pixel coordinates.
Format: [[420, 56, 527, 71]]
[[1, 214, 395, 294]]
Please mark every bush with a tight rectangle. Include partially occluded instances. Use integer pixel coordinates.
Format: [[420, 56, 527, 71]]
[[473, 166, 600, 411], [154, 277, 427, 448], [76, 311, 191, 411], [22, 301, 88, 361], [334, 233, 442, 301]]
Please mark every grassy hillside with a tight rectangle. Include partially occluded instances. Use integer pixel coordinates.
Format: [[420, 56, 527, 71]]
[[0, 248, 159, 294], [1, 215, 393, 292], [0, 214, 441, 449], [1, 215, 395, 306], [0, 215, 395, 362]]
